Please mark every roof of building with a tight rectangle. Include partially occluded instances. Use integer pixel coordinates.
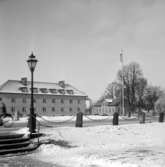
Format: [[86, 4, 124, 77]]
[[104, 99, 113, 103], [93, 101, 102, 107], [108, 98, 120, 106], [93, 98, 120, 107], [0, 78, 87, 97]]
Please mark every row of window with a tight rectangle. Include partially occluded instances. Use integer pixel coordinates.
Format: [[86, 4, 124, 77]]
[[19, 87, 74, 95], [11, 98, 81, 104], [11, 107, 81, 113]]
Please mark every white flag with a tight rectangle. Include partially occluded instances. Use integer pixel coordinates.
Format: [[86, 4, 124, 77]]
[[120, 52, 123, 63]]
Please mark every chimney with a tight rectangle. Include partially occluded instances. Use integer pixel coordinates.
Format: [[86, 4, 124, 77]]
[[58, 80, 65, 88], [21, 77, 28, 86]]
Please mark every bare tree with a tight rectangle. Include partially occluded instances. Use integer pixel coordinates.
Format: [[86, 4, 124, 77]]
[[117, 62, 144, 117], [143, 86, 163, 113], [136, 77, 147, 115], [101, 82, 121, 100]]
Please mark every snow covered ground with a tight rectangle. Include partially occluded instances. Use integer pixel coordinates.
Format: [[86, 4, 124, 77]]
[[24, 122, 165, 167]]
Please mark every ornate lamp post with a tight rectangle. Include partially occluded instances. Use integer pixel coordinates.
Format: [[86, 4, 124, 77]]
[[27, 52, 38, 134]]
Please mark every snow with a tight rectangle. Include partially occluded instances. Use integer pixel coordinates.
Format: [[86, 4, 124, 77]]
[[2, 117, 13, 127], [16, 115, 136, 124], [14, 127, 29, 135], [28, 122, 165, 167]]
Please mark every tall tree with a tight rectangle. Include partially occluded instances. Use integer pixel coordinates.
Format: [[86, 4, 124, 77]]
[[155, 95, 165, 113], [135, 77, 147, 117], [117, 62, 144, 116], [95, 82, 121, 107], [101, 82, 121, 100]]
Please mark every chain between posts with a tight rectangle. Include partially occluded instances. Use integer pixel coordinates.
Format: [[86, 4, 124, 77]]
[[36, 114, 75, 124], [84, 115, 112, 121]]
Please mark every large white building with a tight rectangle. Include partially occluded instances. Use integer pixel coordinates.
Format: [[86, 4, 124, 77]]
[[0, 78, 87, 116]]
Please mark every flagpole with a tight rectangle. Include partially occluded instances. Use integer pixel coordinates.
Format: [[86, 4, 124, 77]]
[[120, 50, 125, 116]]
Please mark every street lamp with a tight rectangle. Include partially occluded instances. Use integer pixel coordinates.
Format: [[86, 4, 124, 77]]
[[27, 52, 38, 134]]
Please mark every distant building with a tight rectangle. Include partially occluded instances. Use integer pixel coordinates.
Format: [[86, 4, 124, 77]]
[[0, 78, 87, 116], [92, 98, 120, 115]]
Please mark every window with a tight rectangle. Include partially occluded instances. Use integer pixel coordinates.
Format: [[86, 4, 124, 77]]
[[58, 89, 65, 94], [61, 99, 64, 104], [30, 88, 38, 93], [43, 98, 46, 103], [11, 98, 15, 103], [11, 106, 15, 113], [22, 98, 26, 103], [69, 99, 73, 104], [42, 107, 46, 112], [49, 89, 57, 94], [33, 99, 36, 103], [61, 108, 64, 112], [22, 107, 26, 112], [19, 87, 28, 93], [69, 108, 72, 112], [67, 90, 74, 95], [40, 88, 48, 93], [77, 107, 80, 112], [52, 98, 56, 103], [78, 100, 81, 104], [52, 107, 55, 112]]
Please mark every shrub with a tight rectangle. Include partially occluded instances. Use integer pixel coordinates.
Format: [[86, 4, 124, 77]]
[[155, 95, 165, 113]]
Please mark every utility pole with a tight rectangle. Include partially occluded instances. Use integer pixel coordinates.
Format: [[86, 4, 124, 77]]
[[120, 50, 125, 116]]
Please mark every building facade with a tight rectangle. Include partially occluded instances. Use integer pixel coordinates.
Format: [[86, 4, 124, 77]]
[[92, 98, 120, 116], [0, 78, 87, 116]]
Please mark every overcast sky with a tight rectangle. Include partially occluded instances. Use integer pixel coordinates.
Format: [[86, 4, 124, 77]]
[[0, 0, 165, 101]]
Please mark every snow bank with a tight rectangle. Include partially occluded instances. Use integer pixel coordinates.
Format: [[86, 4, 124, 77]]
[[30, 123, 165, 167], [16, 115, 136, 124], [16, 117, 28, 123]]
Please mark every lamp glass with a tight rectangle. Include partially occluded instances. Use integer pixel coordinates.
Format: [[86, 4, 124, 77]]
[[27, 53, 38, 71]]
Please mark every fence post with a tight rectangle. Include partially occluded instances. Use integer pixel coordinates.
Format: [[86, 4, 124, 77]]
[[0, 118, 3, 126], [139, 111, 145, 124], [75, 112, 83, 127], [159, 112, 164, 122], [113, 112, 119, 125]]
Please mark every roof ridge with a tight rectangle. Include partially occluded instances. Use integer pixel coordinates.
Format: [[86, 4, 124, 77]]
[[0, 80, 11, 90], [2, 79, 60, 85], [0, 79, 87, 97], [67, 84, 87, 96]]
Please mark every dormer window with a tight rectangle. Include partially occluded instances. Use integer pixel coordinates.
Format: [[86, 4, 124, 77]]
[[58, 81, 65, 88], [40, 88, 48, 93], [67, 90, 74, 95], [19, 87, 28, 93], [58, 89, 65, 94], [30, 88, 38, 93], [49, 89, 57, 94]]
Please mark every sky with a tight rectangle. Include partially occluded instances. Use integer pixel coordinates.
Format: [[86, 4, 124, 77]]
[[0, 0, 165, 101]]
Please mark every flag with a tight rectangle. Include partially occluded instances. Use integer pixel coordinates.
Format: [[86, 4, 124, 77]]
[[120, 52, 123, 63]]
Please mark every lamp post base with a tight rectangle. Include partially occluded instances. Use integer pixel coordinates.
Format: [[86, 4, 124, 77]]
[[28, 114, 36, 134]]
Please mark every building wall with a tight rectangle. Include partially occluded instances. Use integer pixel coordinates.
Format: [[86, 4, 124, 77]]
[[92, 105, 116, 115], [0, 93, 86, 116]]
